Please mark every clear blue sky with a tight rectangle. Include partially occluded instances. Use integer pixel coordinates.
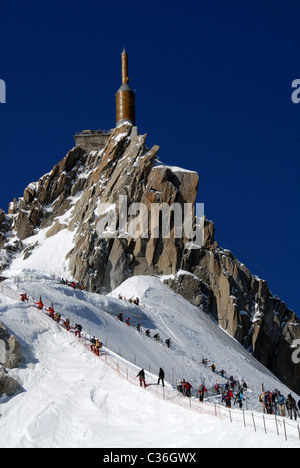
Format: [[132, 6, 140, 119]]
[[1, 0, 299, 314]]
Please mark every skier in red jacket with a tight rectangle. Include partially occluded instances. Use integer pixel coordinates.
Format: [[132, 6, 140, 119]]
[[224, 389, 234, 408], [184, 381, 193, 397], [35, 298, 44, 310], [45, 306, 55, 319], [20, 293, 28, 302]]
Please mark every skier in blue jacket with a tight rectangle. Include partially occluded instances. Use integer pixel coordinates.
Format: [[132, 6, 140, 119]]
[[235, 390, 245, 409]]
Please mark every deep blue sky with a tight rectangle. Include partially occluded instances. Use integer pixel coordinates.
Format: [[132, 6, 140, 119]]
[[1, 0, 299, 314]]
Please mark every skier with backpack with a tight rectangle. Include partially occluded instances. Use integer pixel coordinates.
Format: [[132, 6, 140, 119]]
[[184, 381, 193, 397], [224, 389, 234, 408], [165, 338, 171, 348], [235, 390, 245, 409], [286, 394, 299, 420], [75, 323, 82, 338], [137, 369, 146, 388], [64, 318, 71, 331], [45, 305, 55, 319], [198, 383, 207, 402]]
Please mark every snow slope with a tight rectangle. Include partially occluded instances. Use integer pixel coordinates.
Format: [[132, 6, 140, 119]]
[[0, 275, 300, 448]]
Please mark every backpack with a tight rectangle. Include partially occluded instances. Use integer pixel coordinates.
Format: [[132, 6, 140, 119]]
[[277, 395, 285, 405]]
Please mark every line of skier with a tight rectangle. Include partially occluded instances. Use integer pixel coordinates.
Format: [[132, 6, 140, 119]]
[[136, 367, 165, 389], [24, 293, 248, 410], [176, 376, 247, 409], [259, 390, 300, 420], [23, 294, 99, 349], [116, 311, 172, 349], [21, 292, 300, 419], [33, 295, 85, 336]]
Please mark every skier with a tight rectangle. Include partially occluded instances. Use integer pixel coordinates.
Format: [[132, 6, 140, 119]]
[[273, 389, 279, 415], [242, 381, 248, 391], [64, 318, 71, 331], [259, 392, 266, 413], [198, 384, 207, 402], [224, 389, 234, 408], [126, 317, 130, 326], [92, 339, 102, 356], [286, 394, 298, 420], [177, 380, 183, 394], [165, 338, 171, 348], [20, 293, 28, 302], [54, 312, 61, 323], [276, 392, 286, 417], [35, 298, 44, 310], [235, 390, 245, 409], [145, 329, 151, 338], [45, 306, 55, 319], [184, 381, 193, 398], [154, 333, 160, 342], [211, 364, 216, 373], [264, 391, 273, 415], [214, 383, 221, 395], [117, 312, 123, 322], [90, 336, 96, 352], [75, 323, 82, 338], [137, 369, 146, 388], [157, 368, 165, 387], [136, 323, 142, 332]]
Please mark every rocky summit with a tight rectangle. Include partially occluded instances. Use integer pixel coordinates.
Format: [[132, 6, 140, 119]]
[[0, 123, 299, 393]]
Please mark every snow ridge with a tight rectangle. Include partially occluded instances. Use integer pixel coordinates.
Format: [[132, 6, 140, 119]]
[[0, 276, 299, 448]]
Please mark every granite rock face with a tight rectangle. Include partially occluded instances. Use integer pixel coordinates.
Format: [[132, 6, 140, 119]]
[[0, 123, 299, 392], [0, 371, 19, 397], [166, 247, 300, 393], [0, 320, 23, 369]]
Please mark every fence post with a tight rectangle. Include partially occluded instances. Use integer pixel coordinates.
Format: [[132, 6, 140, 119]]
[[243, 410, 246, 428], [251, 413, 256, 432], [283, 419, 287, 441], [229, 409, 232, 423], [263, 415, 267, 434], [275, 416, 279, 436]]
